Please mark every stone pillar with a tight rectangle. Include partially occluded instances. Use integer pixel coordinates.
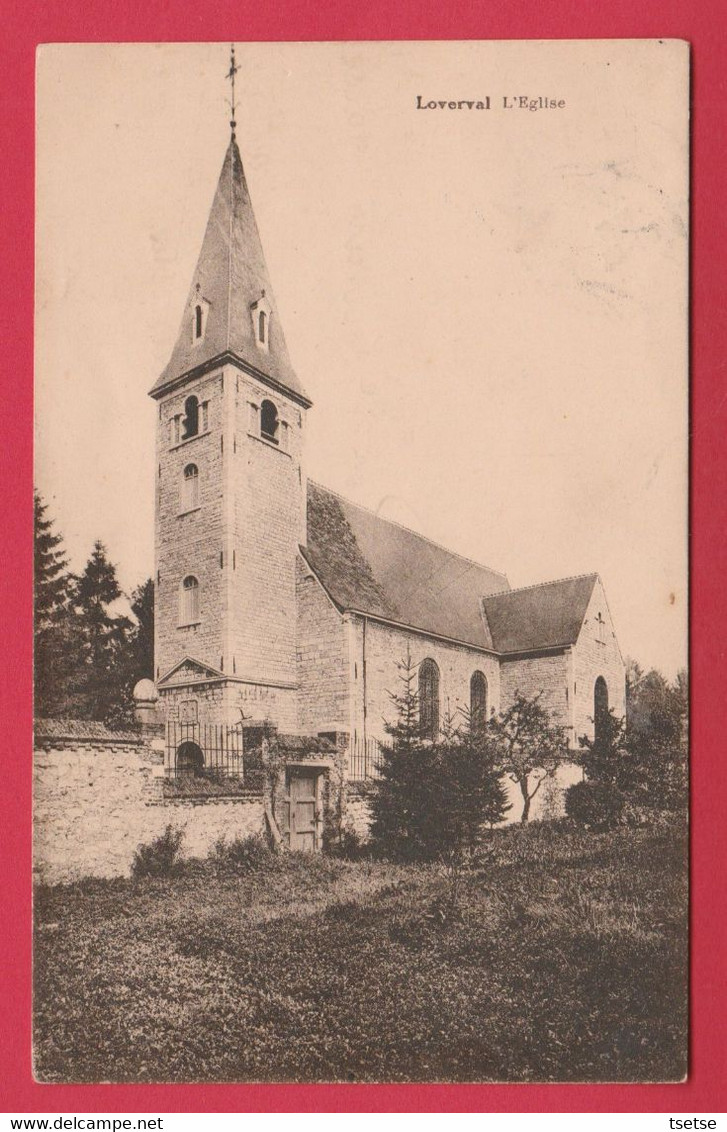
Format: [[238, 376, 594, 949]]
[[133, 679, 162, 732]]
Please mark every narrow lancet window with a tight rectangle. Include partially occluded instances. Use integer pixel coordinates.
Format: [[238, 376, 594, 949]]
[[180, 575, 200, 624], [182, 395, 199, 439], [470, 671, 488, 730], [419, 659, 440, 741], [260, 399, 279, 444], [182, 464, 200, 510]]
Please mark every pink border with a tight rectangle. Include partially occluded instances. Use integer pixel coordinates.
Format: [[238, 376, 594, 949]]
[[3, 0, 725, 1113]]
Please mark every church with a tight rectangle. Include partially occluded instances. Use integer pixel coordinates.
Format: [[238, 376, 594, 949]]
[[148, 113, 625, 837]]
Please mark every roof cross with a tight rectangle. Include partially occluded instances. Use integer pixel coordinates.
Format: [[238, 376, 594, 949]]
[[226, 44, 239, 140]]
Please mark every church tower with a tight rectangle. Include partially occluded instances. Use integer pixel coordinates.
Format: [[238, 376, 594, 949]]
[[150, 81, 310, 732]]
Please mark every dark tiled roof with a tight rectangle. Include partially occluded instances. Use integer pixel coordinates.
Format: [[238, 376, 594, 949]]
[[34, 719, 143, 743], [303, 482, 509, 650], [151, 141, 306, 401], [482, 574, 598, 654]]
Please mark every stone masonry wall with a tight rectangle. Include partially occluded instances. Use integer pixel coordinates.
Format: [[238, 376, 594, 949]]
[[155, 368, 227, 682], [572, 577, 626, 741], [159, 679, 299, 733], [295, 556, 350, 733], [231, 373, 306, 688], [34, 729, 264, 885], [345, 787, 373, 841], [350, 617, 501, 742], [499, 651, 571, 733]]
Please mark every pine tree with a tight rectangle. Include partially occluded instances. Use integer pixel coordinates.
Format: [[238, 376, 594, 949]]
[[370, 656, 511, 862], [130, 577, 155, 680], [626, 662, 688, 811], [429, 732, 510, 860], [34, 490, 69, 625], [34, 491, 76, 718], [369, 649, 435, 861], [566, 707, 634, 829], [72, 541, 134, 722]]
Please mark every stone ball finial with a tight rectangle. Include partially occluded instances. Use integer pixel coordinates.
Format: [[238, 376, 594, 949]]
[[133, 678, 158, 704]]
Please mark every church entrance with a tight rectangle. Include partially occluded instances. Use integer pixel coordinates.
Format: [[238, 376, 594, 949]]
[[285, 768, 323, 853]]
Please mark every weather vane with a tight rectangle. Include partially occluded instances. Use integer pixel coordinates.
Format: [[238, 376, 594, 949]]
[[226, 43, 239, 140]]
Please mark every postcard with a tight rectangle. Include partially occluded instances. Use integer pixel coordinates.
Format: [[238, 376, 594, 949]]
[[33, 40, 689, 1083]]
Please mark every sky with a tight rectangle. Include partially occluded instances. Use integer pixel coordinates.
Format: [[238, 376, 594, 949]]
[[35, 41, 689, 677]]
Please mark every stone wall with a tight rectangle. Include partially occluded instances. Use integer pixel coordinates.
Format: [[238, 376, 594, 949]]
[[345, 786, 374, 841], [295, 557, 350, 733], [500, 651, 571, 734], [159, 677, 299, 733], [155, 368, 227, 682], [33, 722, 264, 885], [231, 373, 306, 688], [154, 363, 307, 727], [572, 577, 626, 741], [350, 616, 501, 742]]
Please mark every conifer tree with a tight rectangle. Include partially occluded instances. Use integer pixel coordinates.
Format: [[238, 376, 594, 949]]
[[370, 656, 512, 862], [72, 541, 134, 722], [369, 649, 435, 861], [565, 707, 635, 829], [33, 491, 77, 718], [130, 577, 155, 681]]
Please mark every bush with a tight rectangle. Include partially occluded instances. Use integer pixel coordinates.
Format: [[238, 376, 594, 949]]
[[212, 833, 277, 873], [131, 824, 184, 879], [325, 825, 368, 861], [565, 780, 624, 831]]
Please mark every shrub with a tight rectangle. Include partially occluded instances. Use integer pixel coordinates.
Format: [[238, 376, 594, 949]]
[[565, 780, 624, 830], [370, 653, 511, 862], [325, 825, 368, 860], [212, 833, 278, 873], [131, 824, 185, 879]]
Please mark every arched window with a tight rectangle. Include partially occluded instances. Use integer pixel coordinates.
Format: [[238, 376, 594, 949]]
[[182, 464, 199, 511], [194, 304, 203, 340], [180, 575, 200, 624], [176, 741, 204, 778], [258, 310, 266, 343], [594, 676, 609, 744], [182, 395, 199, 440], [419, 658, 440, 741], [260, 399, 279, 444], [470, 671, 488, 729]]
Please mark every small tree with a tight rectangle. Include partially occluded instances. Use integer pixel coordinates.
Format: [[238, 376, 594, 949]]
[[34, 491, 81, 719], [370, 657, 512, 862], [72, 541, 134, 722], [490, 692, 567, 822], [430, 713, 511, 859], [369, 650, 434, 861], [626, 662, 688, 811], [566, 707, 634, 829], [130, 577, 155, 681]]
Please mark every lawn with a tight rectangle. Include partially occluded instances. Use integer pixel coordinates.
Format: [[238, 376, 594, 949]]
[[33, 819, 687, 1083]]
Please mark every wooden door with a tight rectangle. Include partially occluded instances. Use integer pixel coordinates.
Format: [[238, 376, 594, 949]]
[[289, 771, 319, 853]]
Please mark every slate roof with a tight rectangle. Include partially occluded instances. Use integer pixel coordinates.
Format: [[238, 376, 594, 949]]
[[151, 141, 307, 402], [481, 574, 598, 655], [303, 482, 509, 650]]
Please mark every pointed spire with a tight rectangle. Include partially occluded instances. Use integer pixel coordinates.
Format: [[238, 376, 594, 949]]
[[151, 68, 308, 404]]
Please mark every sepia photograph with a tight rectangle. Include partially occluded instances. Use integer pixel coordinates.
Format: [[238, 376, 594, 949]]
[[33, 40, 689, 1084]]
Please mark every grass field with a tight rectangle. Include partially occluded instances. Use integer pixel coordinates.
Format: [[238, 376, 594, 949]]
[[33, 820, 687, 1083]]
